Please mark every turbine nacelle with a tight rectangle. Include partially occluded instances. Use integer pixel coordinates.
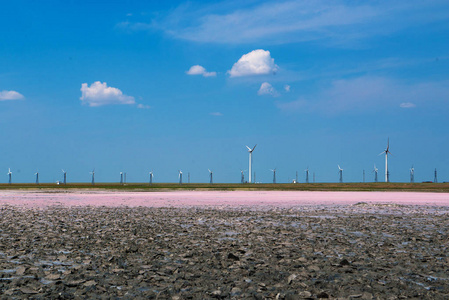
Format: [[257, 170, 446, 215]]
[[246, 144, 257, 153]]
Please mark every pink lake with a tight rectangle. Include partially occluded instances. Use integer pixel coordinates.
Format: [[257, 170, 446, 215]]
[[0, 190, 448, 208]]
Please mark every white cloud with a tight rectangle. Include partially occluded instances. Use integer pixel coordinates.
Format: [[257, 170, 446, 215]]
[[228, 49, 278, 77], [284, 85, 291, 92], [137, 104, 151, 109], [0, 90, 24, 101], [210, 112, 223, 116], [80, 81, 135, 107], [276, 77, 449, 114], [258, 82, 279, 97], [130, 1, 449, 45], [400, 102, 416, 108], [186, 65, 216, 77]]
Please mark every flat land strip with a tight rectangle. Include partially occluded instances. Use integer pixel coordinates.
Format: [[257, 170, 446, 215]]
[[1, 182, 449, 192]]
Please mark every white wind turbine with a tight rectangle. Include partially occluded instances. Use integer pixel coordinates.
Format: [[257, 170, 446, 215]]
[[62, 169, 67, 185], [240, 169, 246, 184], [270, 168, 276, 184], [178, 170, 183, 185], [410, 165, 414, 183], [35, 171, 39, 185], [208, 169, 213, 184], [379, 138, 392, 182], [246, 144, 257, 183], [373, 164, 378, 182], [338, 165, 343, 183], [305, 167, 310, 184], [120, 172, 123, 185], [90, 169, 95, 185], [7, 168, 12, 184], [149, 171, 153, 185]]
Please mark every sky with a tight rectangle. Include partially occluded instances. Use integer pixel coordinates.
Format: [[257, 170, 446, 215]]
[[1, 0, 448, 184]]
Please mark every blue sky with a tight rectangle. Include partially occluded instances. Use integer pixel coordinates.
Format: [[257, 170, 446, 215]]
[[1, 0, 448, 184]]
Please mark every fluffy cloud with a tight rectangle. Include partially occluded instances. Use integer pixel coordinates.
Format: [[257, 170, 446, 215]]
[[258, 82, 279, 97], [0, 90, 24, 101], [80, 81, 135, 107], [186, 65, 217, 77], [228, 50, 278, 77], [284, 85, 291, 92]]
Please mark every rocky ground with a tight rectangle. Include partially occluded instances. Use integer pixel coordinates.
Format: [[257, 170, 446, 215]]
[[1, 203, 449, 299]]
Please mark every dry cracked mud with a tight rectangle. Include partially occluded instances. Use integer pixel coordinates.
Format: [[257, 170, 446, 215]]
[[1, 204, 449, 299]]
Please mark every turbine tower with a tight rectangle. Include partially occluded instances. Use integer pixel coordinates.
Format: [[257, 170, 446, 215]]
[[7, 168, 12, 184], [379, 138, 392, 182], [208, 169, 213, 184], [305, 167, 309, 184], [178, 170, 183, 185], [149, 171, 153, 185], [410, 166, 414, 183], [246, 144, 257, 183], [240, 170, 245, 184], [270, 168, 276, 184], [120, 172, 123, 185], [35, 171, 39, 185], [338, 165, 343, 183], [62, 169, 67, 185], [373, 164, 378, 182], [90, 169, 95, 185], [434, 168, 438, 183]]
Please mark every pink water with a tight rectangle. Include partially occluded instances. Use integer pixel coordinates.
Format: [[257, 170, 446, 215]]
[[0, 190, 448, 208]]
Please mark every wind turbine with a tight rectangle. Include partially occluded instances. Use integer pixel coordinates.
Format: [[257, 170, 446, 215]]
[[62, 169, 67, 185], [246, 144, 257, 183], [338, 165, 343, 183], [7, 168, 12, 184], [207, 169, 213, 184], [90, 169, 95, 185], [35, 171, 39, 185], [434, 168, 438, 183], [120, 172, 123, 185], [240, 170, 246, 184], [410, 166, 414, 183], [379, 138, 392, 182], [305, 167, 310, 184], [270, 168, 276, 184], [178, 170, 183, 185], [149, 171, 153, 185], [373, 164, 378, 182]]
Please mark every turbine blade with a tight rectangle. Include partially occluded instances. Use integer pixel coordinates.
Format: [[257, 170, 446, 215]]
[[246, 145, 251, 151]]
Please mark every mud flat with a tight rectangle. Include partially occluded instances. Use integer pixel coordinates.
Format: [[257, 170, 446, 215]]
[[1, 191, 449, 299]]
